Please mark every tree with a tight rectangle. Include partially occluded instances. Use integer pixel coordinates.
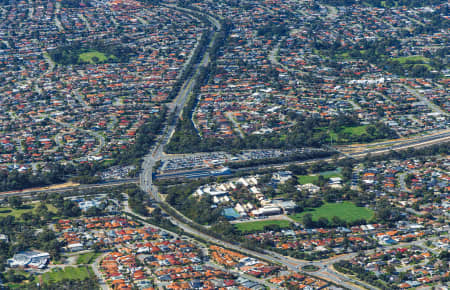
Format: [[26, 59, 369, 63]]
[[61, 200, 81, 217], [332, 216, 345, 227], [151, 207, 162, 219], [8, 196, 23, 209], [287, 164, 307, 175], [303, 213, 314, 228], [36, 203, 51, 220], [439, 250, 450, 262], [317, 217, 329, 228], [20, 212, 33, 222]]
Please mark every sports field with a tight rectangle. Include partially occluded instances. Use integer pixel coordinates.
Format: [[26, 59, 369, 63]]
[[290, 202, 374, 223]]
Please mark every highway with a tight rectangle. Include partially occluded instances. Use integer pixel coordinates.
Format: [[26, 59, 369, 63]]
[[0, 179, 138, 200], [140, 3, 221, 202]]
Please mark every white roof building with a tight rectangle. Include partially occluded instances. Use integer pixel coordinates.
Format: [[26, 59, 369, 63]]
[[67, 243, 84, 252], [251, 206, 281, 216], [8, 251, 50, 268]]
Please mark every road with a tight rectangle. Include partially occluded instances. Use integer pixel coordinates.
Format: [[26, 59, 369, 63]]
[[204, 261, 283, 289], [124, 198, 282, 289], [54, 2, 64, 31], [268, 37, 289, 72], [91, 252, 109, 290], [398, 172, 410, 192], [225, 111, 245, 138], [78, 13, 93, 31], [400, 84, 448, 117], [125, 194, 366, 289], [48, 116, 105, 155], [73, 90, 91, 109]]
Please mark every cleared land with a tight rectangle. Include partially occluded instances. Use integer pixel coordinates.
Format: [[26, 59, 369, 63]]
[[290, 202, 374, 223], [38, 266, 93, 284], [76, 252, 100, 264], [235, 220, 291, 232], [0, 181, 80, 194]]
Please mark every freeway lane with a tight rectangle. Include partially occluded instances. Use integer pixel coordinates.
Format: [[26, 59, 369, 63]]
[[140, 3, 221, 202]]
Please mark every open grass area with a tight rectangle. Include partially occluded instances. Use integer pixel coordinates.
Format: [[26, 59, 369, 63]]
[[297, 175, 321, 184], [38, 266, 93, 284], [235, 220, 291, 232], [290, 202, 374, 223], [315, 125, 371, 143], [0, 205, 35, 218], [337, 52, 350, 59], [79, 50, 115, 64], [341, 125, 368, 136], [394, 55, 429, 64], [297, 168, 343, 185], [0, 203, 58, 219], [76, 252, 100, 264]]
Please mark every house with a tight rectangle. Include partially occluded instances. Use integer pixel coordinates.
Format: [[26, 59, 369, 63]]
[[272, 171, 292, 184], [329, 177, 343, 188], [379, 235, 397, 245], [272, 200, 297, 213], [251, 206, 281, 217], [66, 243, 84, 252], [0, 234, 8, 243]]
